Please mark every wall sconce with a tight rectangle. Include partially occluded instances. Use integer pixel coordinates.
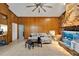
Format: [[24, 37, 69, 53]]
[[0, 13, 7, 20], [45, 18, 51, 22], [30, 25, 39, 32]]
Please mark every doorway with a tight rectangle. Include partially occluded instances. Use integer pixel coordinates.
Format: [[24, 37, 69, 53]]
[[18, 24, 24, 40], [12, 23, 17, 41]]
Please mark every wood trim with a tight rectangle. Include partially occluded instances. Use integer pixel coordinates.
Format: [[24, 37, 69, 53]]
[[4, 3, 9, 8], [18, 17, 59, 18], [8, 8, 18, 18]]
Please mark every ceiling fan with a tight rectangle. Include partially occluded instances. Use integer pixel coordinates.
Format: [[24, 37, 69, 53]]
[[26, 3, 52, 13]]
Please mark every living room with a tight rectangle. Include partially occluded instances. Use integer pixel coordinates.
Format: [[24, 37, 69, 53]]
[[1, 3, 79, 56], [0, 3, 64, 43], [0, 3, 68, 56]]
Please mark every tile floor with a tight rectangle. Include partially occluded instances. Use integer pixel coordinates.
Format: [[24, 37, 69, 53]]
[[0, 40, 71, 56]]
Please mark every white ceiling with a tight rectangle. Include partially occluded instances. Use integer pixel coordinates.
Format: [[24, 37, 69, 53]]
[[7, 3, 65, 17]]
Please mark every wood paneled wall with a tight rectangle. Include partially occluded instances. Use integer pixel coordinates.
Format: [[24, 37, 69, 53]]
[[0, 3, 18, 43], [18, 17, 61, 38]]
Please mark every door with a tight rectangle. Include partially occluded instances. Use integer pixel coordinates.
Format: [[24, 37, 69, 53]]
[[12, 23, 17, 41], [18, 24, 24, 40]]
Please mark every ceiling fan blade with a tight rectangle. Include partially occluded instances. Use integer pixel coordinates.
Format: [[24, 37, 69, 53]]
[[38, 8, 40, 13], [26, 5, 35, 7], [44, 6, 52, 8], [32, 7, 38, 12], [41, 7, 46, 12]]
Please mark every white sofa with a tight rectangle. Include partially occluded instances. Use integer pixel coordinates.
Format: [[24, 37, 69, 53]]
[[29, 33, 52, 43], [41, 36, 52, 43]]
